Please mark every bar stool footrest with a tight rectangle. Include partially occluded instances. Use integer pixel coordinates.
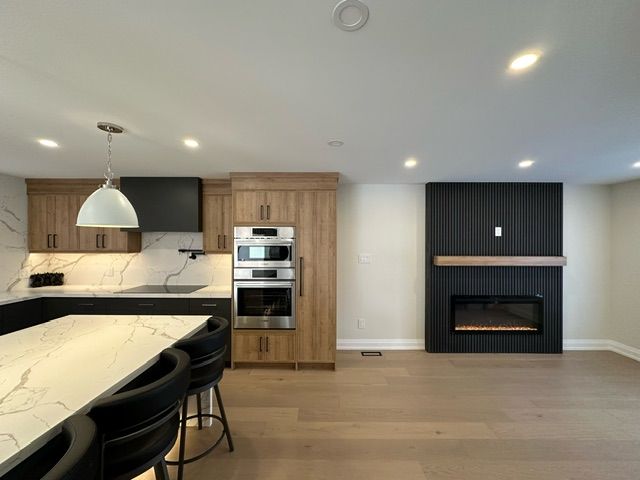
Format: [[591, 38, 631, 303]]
[[165, 414, 229, 465]]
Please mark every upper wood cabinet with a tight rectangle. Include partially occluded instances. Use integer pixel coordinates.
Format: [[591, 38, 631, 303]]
[[296, 191, 337, 364], [26, 180, 141, 253], [202, 180, 232, 253], [28, 194, 74, 251], [232, 190, 296, 224]]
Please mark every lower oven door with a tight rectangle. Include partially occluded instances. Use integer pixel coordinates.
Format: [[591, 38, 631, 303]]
[[234, 281, 295, 329]]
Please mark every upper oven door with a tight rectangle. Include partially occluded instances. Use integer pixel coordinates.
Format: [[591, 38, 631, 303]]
[[234, 239, 295, 268]]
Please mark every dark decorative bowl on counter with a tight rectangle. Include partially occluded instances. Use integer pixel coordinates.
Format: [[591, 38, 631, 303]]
[[29, 273, 65, 288]]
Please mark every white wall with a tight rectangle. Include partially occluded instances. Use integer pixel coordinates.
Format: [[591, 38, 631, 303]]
[[0, 174, 28, 291], [610, 180, 640, 350], [563, 185, 611, 340], [337, 184, 425, 347], [336, 183, 614, 349]]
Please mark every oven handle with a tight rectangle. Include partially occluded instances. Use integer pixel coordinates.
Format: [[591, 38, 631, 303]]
[[234, 239, 295, 246], [234, 281, 295, 288]]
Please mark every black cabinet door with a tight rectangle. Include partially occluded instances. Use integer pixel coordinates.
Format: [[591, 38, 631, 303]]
[[44, 297, 110, 321], [188, 298, 232, 362], [108, 298, 190, 315], [2, 298, 44, 334]]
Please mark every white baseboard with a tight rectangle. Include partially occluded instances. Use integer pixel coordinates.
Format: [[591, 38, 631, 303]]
[[563, 339, 640, 362], [337, 338, 425, 351], [337, 338, 640, 362]]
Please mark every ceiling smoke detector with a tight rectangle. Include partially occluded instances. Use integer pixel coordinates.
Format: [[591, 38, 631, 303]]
[[333, 0, 369, 32]]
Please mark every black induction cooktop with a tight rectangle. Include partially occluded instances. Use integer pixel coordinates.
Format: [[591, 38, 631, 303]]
[[116, 285, 206, 294]]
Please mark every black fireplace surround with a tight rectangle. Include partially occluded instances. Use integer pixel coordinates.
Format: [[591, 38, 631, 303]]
[[425, 183, 563, 353]]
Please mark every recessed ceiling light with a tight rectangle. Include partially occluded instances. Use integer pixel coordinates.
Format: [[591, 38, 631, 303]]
[[404, 157, 418, 168], [509, 51, 542, 71], [37, 139, 59, 148], [183, 138, 199, 148], [328, 140, 344, 147], [518, 159, 535, 168], [632, 161, 640, 168]]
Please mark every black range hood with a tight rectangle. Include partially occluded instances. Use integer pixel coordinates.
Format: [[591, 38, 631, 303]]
[[119, 177, 202, 232]]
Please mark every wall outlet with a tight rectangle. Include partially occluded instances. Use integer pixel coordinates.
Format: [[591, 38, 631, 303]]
[[358, 254, 372, 264], [358, 318, 365, 329], [494, 226, 502, 237]]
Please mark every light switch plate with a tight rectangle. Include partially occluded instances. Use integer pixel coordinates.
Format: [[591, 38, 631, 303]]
[[495, 227, 502, 237], [358, 254, 372, 264]]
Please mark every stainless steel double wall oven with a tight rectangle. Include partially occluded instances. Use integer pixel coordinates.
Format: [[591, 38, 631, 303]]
[[233, 226, 296, 329]]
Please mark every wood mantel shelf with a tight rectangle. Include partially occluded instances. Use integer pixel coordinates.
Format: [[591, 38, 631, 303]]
[[433, 256, 567, 267]]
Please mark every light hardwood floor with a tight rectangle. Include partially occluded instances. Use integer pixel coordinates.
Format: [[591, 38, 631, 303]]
[[138, 350, 640, 480]]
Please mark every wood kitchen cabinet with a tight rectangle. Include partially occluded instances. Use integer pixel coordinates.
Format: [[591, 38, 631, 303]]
[[296, 191, 337, 365], [232, 190, 296, 224], [28, 194, 75, 251], [26, 180, 141, 253], [203, 180, 232, 253], [233, 330, 296, 364]]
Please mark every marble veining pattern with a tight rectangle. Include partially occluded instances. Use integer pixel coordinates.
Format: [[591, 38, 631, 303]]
[[0, 314, 210, 475], [15, 232, 232, 290], [0, 174, 28, 292]]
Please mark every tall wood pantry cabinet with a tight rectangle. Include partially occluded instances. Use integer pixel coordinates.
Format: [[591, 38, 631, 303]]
[[230, 173, 339, 369]]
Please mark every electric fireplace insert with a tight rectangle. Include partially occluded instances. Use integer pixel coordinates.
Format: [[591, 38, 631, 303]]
[[452, 295, 543, 333]]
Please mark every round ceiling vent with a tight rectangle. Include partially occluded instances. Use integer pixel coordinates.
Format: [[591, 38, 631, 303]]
[[333, 0, 369, 32]]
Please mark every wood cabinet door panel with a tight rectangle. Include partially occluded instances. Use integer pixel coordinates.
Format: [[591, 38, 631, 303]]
[[233, 331, 264, 362], [52, 195, 72, 251], [233, 191, 263, 224], [264, 331, 296, 362], [28, 195, 50, 251], [264, 191, 296, 224], [203, 194, 232, 252]]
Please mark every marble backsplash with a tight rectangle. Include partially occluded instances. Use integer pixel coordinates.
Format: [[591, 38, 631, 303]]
[[0, 174, 231, 291], [0, 174, 28, 291], [15, 233, 232, 289]]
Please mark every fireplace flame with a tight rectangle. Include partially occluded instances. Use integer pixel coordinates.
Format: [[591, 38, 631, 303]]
[[455, 325, 538, 331]]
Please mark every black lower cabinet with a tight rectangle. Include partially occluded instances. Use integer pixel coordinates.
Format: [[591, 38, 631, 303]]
[[107, 298, 189, 315], [189, 298, 232, 363], [43, 297, 110, 320], [1, 298, 44, 334]]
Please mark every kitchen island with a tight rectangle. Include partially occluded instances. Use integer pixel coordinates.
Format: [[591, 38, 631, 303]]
[[0, 313, 210, 475]]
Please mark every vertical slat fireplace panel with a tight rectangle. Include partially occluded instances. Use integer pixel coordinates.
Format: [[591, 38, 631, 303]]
[[425, 183, 563, 353]]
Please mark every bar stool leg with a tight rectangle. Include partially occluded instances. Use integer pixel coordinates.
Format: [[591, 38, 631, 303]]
[[196, 393, 203, 430], [154, 460, 170, 480], [177, 395, 189, 480], [214, 384, 234, 452]]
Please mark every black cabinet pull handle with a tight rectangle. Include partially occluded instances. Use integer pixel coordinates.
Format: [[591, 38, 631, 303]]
[[266, 336, 270, 352], [137, 303, 155, 307], [201, 303, 217, 307], [77, 303, 95, 307], [102, 234, 106, 249], [223, 235, 227, 249], [53, 234, 58, 249], [47, 234, 52, 248], [217, 234, 221, 249], [260, 205, 264, 220], [96, 234, 100, 249], [266, 204, 270, 220], [259, 336, 263, 352], [299, 257, 304, 296]]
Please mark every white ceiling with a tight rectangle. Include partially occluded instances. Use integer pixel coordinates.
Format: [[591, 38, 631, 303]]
[[1, 0, 639, 184]]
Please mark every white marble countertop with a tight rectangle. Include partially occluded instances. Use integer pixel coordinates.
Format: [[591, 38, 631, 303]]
[[0, 284, 232, 306], [0, 314, 211, 475]]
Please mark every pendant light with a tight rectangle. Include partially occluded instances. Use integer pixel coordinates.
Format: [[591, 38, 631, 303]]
[[76, 122, 139, 228]]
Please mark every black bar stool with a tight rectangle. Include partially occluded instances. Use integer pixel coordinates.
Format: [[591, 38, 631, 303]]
[[88, 348, 191, 480], [1, 414, 100, 480], [167, 316, 234, 480]]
